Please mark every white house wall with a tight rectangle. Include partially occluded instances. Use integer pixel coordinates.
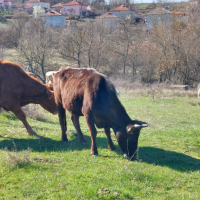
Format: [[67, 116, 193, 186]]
[[147, 14, 172, 29], [41, 16, 66, 27], [111, 10, 135, 20], [96, 18, 119, 29]]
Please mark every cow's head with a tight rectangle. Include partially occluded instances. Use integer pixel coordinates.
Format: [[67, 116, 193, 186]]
[[116, 120, 147, 161], [40, 87, 58, 115]]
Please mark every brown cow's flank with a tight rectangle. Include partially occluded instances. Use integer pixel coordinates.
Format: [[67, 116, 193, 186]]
[[0, 60, 57, 137]]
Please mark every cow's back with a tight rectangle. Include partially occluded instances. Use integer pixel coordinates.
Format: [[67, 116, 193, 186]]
[[53, 67, 127, 126], [0, 60, 24, 82], [0, 60, 25, 98], [0, 60, 47, 100], [0, 60, 33, 86]]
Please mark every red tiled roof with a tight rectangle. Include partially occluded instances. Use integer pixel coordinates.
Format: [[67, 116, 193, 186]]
[[63, 0, 87, 7], [172, 10, 187, 15], [26, 0, 49, 3], [41, 10, 63, 16], [51, 2, 64, 8], [97, 12, 118, 19], [24, 6, 33, 8], [111, 5, 135, 12]]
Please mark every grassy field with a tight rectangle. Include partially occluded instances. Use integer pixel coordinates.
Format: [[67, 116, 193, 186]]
[[0, 89, 200, 199]]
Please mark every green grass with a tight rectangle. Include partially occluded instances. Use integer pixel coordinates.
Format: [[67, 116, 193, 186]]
[[0, 90, 200, 199]]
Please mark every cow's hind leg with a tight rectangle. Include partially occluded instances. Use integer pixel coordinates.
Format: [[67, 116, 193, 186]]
[[104, 127, 116, 151], [71, 115, 87, 144], [57, 104, 68, 142], [12, 106, 39, 137], [84, 113, 98, 155]]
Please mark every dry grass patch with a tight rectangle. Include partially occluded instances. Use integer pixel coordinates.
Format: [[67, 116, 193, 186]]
[[3, 142, 32, 169]]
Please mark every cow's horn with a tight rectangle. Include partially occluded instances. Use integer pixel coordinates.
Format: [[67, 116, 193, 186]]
[[134, 124, 148, 129], [134, 124, 143, 128]]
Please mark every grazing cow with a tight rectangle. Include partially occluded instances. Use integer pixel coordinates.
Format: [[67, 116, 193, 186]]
[[45, 71, 57, 84], [53, 67, 147, 160], [0, 60, 58, 137]]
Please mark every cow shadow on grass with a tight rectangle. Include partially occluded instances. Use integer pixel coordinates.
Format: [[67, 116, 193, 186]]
[[138, 147, 200, 172], [0, 133, 121, 156]]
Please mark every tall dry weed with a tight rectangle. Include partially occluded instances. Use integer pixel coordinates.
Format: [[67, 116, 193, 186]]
[[22, 104, 50, 122], [3, 142, 32, 169]]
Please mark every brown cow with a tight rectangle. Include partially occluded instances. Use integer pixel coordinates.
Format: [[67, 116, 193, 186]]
[[0, 60, 58, 137], [53, 67, 147, 160]]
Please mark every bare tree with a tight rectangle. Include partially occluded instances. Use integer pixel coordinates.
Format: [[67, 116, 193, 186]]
[[84, 22, 110, 69], [127, 26, 145, 76], [9, 12, 30, 48], [17, 18, 58, 83], [110, 21, 134, 74], [59, 25, 87, 68]]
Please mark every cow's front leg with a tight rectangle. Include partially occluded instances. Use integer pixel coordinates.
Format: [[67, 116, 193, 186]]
[[84, 113, 98, 155], [104, 127, 116, 151], [71, 115, 87, 144], [12, 106, 39, 137], [57, 104, 68, 142]]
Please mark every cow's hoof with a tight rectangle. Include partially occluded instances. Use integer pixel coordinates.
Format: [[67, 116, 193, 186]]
[[62, 139, 68, 143], [28, 131, 39, 138], [123, 154, 136, 161], [33, 132, 40, 138], [91, 151, 98, 156], [123, 154, 129, 159]]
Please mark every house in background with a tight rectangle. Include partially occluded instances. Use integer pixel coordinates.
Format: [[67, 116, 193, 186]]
[[40, 10, 66, 27], [96, 12, 119, 29], [23, 5, 34, 13], [60, 0, 88, 17], [146, 8, 172, 29], [110, 5, 135, 22], [0, 0, 12, 9], [51, 2, 64, 13], [172, 10, 188, 22], [25, 0, 50, 12]]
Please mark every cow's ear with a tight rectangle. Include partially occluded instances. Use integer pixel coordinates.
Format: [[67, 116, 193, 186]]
[[46, 88, 53, 99], [126, 125, 135, 134], [59, 72, 66, 80]]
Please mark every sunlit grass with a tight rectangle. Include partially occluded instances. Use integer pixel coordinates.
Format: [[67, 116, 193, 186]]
[[0, 89, 200, 199]]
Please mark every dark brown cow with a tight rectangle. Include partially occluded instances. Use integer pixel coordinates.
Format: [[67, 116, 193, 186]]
[[0, 60, 58, 137], [53, 67, 147, 160]]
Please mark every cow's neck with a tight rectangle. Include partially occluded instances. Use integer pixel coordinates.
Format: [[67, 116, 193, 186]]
[[113, 101, 132, 127], [21, 77, 47, 104]]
